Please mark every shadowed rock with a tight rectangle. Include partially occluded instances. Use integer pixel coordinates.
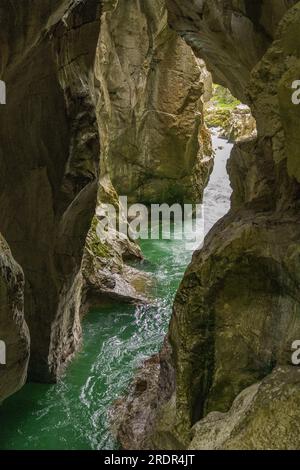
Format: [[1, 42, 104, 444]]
[[114, 0, 300, 450], [0, 0, 102, 383], [0, 234, 29, 402]]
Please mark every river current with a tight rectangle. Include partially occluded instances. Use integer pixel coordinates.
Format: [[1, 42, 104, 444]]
[[0, 131, 232, 450]]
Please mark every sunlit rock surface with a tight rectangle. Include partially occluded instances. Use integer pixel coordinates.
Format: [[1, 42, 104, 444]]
[[117, 0, 300, 450], [205, 86, 257, 142], [0, 0, 212, 395], [83, 0, 214, 309], [95, 0, 213, 205]]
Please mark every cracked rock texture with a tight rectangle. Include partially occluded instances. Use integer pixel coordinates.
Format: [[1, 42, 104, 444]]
[[96, 0, 213, 204], [81, 176, 153, 309], [82, 0, 214, 307], [116, 0, 300, 450], [0, 234, 30, 403], [189, 367, 300, 450], [165, 0, 298, 103], [0, 0, 102, 385], [0, 0, 213, 400]]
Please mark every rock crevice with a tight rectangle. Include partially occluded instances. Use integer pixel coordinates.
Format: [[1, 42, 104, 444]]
[[0, 0, 102, 386], [115, 0, 300, 450]]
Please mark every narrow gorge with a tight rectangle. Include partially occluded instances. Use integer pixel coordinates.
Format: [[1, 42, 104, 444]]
[[0, 0, 300, 452]]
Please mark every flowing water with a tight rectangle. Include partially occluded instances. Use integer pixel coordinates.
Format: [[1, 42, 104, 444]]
[[0, 131, 232, 450]]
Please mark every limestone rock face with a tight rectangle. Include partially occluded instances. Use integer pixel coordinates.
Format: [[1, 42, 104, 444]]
[[224, 105, 257, 142], [96, 0, 213, 204], [165, 204, 300, 444], [111, 354, 161, 450], [81, 0, 214, 316], [206, 102, 257, 143], [0, 0, 102, 382], [0, 0, 213, 396], [165, 0, 298, 102], [189, 367, 300, 450], [119, 1, 300, 450], [0, 234, 30, 402], [81, 177, 152, 309]]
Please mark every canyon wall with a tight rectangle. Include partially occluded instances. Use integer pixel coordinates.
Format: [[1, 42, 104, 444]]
[[2, 1, 299, 451], [0, 0, 213, 402], [116, 0, 300, 450], [0, 0, 102, 396], [82, 0, 214, 306], [165, 0, 297, 103], [0, 234, 29, 402], [95, 0, 213, 205]]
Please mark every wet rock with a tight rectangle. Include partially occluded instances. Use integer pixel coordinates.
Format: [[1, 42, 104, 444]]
[[0, 235, 30, 402], [111, 355, 161, 450], [119, 0, 300, 450], [81, 177, 153, 309], [81, 229, 153, 308], [81, 0, 214, 315]]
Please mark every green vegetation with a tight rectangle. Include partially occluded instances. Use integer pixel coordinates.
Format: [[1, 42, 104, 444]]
[[206, 108, 231, 129], [205, 84, 240, 129], [87, 216, 112, 259], [212, 84, 240, 110]]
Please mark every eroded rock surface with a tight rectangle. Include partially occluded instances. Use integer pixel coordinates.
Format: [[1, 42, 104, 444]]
[[96, 0, 213, 204], [0, 235, 29, 402], [189, 367, 300, 450], [0, 0, 214, 398], [205, 86, 257, 142], [0, 0, 102, 383], [116, 0, 300, 450], [81, 177, 152, 309], [82, 0, 214, 309], [165, 0, 298, 102], [111, 354, 161, 450]]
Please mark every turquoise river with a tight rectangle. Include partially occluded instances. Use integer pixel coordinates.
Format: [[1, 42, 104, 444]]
[[0, 132, 232, 450]]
